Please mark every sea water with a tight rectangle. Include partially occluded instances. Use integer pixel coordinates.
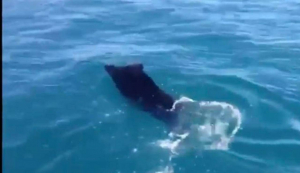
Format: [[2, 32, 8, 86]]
[[3, 0, 300, 173]]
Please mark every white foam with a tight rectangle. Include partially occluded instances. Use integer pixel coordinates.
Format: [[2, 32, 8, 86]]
[[154, 165, 174, 173], [132, 148, 138, 153], [157, 137, 184, 155], [289, 118, 300, 132], [157, 96, 242, 154]]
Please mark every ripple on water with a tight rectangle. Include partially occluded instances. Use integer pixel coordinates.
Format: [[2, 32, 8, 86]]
[[3, 0, 300, 173]]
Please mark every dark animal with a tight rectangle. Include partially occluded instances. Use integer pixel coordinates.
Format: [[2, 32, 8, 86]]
[[104, 63, 179, 128]]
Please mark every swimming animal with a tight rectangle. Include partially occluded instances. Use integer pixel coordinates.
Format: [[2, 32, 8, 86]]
[[104, 63, 179, 128]]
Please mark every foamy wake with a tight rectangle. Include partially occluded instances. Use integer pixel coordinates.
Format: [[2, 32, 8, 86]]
[[153, 97, 242, 173]]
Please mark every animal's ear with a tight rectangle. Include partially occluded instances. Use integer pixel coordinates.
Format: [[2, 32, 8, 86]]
[[104, 65, 116, 75]]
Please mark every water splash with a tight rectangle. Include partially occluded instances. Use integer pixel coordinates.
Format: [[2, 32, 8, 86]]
[[157, 96, 242, 153], [153, 97, 242, 172]]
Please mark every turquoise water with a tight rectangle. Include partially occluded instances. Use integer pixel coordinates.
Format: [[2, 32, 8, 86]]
[[2, 0, 300, 173]]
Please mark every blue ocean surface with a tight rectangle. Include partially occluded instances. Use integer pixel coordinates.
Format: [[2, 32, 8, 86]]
[[2, 0, 300, 173]]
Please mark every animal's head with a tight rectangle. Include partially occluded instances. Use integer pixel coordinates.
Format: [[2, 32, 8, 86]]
[[104, 63, 149, 99], [104, 63, 174, 109], [104, 63, 144, 81]]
